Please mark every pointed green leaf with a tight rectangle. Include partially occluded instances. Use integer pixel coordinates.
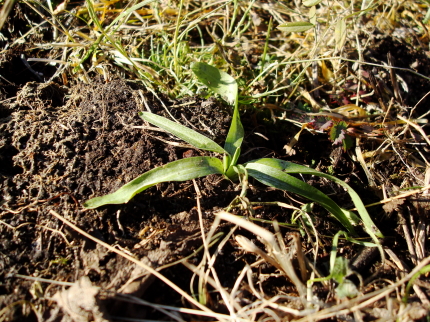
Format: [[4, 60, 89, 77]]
[[191, 62, 238, 105], [190, 62, 243, 167], [245, 162, 356, 234], [224, 104, 244, 160], [139, 112, 227, 154], [84, 157, 224, 209], [277, 22, 314, 33], [249, 158, 383, 238]]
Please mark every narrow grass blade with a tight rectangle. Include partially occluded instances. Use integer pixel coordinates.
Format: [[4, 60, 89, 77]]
[[139, 112, 227, 154], [251, 158, 383, 238], [82, 0, 156, 77], [245, 162, 356, 234], [403, 264, 430, 304], [191, 62, 238, 105], [107, 0, 156, 30], [84, 157, 224, 209], [0, 0, 16, 31]]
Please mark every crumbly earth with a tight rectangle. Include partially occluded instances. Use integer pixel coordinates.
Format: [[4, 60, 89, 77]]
[[0, 77, 304, 320], [0, 78, 240, 320]]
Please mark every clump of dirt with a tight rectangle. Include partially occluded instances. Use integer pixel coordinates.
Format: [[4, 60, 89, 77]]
[[0, 78, 244, 320], [1, 78, 233, 208], [364, 36, 430, 113]]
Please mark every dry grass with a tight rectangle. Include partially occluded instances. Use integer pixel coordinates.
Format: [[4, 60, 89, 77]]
[[2, 0, 430, 321]]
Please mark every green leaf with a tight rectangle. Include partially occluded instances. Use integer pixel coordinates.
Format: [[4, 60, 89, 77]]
[[403, 264, 430, 304], [336, 279, 359, 299], [190, 63, 243, 169], [303, 0, 323, 6], [191, 62, 238, 105], [83, 157, 224, 209], [277, 22, 314, 33], [331, 257, 349, 284], [330, 121, 352, 150], [250, 158, 383, 238], [245, 162, 356, 234], [225, 147, 242, 179], [224, 103, 244, 162], [139, 112, 227, 154]]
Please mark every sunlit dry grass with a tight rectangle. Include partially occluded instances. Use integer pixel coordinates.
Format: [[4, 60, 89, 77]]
[[3, 0, 430, 320]]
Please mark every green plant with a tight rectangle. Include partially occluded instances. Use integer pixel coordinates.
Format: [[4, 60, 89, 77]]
[[307, 230, 377, 299], [83, 62, 383, 240]]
